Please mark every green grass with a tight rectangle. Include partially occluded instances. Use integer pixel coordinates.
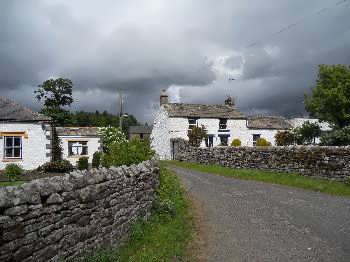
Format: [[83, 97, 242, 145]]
[[0, 181, 25, 187], [165, 161, 350, 197], [81, 165, 193, 262]]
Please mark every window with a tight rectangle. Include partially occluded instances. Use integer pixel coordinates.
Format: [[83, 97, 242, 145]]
[[188, 117, 199, 130], [68, 141, 88, 156], [4, 136, 22, 159], [253, 134, 261, 146], [219, 135, 229, 146], [205, 135, 214, 148], [219, 118, 227, 130]]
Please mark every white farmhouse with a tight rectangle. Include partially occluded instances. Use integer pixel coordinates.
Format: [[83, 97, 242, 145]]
[[0, 96, 103, 170], [0, 96, 51, 170], [56, 127, 101, 165], [151, 90, 328, 160]]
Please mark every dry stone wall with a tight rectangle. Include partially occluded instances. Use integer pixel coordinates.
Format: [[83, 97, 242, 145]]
[[172, 139, 350, 181], [0, 159, 160, 262]]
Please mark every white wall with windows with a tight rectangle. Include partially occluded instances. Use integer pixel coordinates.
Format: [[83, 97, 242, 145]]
[[0, 122, 50, 170], [59, 136, 100, 165]]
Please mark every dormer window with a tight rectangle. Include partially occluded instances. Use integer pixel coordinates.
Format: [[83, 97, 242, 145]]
[[188, 117, 199, 130], [219, 118, 227, 130]]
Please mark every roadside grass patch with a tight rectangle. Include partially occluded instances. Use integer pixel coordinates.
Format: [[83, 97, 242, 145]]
[[0, 181, 25, 187], [166, 161, 350, 197], [81, 165, 193, 262]]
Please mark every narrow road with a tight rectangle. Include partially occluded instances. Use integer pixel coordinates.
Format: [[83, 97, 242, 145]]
[[168, 166, 350, 262]]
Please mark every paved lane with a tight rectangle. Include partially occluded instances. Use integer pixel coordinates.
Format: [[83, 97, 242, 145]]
[[169, 166, 350, 262]]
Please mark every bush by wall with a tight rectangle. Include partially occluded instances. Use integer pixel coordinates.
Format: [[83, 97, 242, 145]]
[[4, 164, 23, 182], [92, 151, 102, 168], [77, 157, 89, 170], [0, 159, 160, 262], [37, 160, 73, 173], [101, 138, 155, 168], [231, 138, 241, 147], [256, 138, 271, 146]]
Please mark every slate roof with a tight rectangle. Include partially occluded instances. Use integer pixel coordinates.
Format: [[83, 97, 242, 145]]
[[56, 127, 99, 136], [163, 103, 246, 119], [247, 116, 293, 130], [0, 96, 50, 121], [129, 125, 153, 134]]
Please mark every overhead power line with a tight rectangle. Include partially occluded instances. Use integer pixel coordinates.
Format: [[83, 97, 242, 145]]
[[245, 0, 349, 48]]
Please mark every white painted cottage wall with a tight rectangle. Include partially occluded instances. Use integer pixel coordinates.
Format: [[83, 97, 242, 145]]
[[244, 129, 280, 146], [151, 107, 172, 160], [0, 122, 50, 170], [59, 136, 101, 165]]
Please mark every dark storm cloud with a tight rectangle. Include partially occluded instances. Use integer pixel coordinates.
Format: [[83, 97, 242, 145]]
[[0, 0, 349, 121]]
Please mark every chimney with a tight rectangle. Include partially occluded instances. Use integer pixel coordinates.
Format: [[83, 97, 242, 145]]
[[224, 96, 235, 107], [160, 89, 169, 106]]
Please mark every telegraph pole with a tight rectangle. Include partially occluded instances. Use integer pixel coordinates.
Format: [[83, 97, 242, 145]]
[[118, 90, 123, 129]]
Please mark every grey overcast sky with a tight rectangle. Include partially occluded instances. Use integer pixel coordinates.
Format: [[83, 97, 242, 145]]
[[1, 0, 349, 123]]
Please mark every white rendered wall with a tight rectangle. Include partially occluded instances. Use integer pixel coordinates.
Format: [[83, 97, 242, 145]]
[[151, 107, 172, 160], [244, 129, 280, 146], [0, 122, 50, 170], [289, 118, 331, 131], [59, 136, 101, 166]]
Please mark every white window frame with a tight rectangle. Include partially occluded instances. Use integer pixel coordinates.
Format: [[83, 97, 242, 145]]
[[4, 136, 22, 159], [68, 141, 88, 156]]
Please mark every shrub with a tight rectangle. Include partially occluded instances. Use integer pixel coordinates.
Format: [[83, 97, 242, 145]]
[[77, 157, 89, 170], [101, 137, 155, 168], [187, 125, 207, 147], [38, 160, 74, 173], [92, 151, 102, 168], [275, 131, 295, 146], [4, 164, 23, 182], [231, 138, 241, 147], [98, 126, 127, 152], [320, 126, 350, 146], [256, 138, 271, 146]]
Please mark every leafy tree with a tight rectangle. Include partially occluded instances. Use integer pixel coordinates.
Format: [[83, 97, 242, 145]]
[[275, 131, 294, 146], [187, 125, 207, 147], [67, 110, 138, 135], [320, 126, 350, 146], [305, 64, 350, 128], [35, 78, 74, 125], [35, 78, 74, 161], [293, 121, 321, 145]]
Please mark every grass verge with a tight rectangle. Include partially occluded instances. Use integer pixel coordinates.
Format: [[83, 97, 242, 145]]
[[0, 181, 25, 187], [165, 161, 350, 197], [82, 165, 193, 262]]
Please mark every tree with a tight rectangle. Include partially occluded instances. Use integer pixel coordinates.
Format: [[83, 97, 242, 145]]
[[305, 64, 350, 128], [320, 126, 350, 146], [35, 78, 74, 161], [293, 121, 321, 145], [187, 125, 207, 147]]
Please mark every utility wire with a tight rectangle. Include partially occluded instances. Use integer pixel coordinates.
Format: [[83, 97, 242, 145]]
[[245, 0, 348, 48]]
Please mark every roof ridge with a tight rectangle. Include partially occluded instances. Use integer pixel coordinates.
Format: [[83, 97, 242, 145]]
[[0, 96, 50, 121]]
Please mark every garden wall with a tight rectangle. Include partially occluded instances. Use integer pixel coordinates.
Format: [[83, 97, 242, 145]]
[[0, 159, 160, 262], [172, 139, 350, 181]]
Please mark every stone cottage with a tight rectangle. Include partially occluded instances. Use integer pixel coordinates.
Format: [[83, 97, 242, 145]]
[[0, 96, 51, 170], [151, 90, 327, 160]]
